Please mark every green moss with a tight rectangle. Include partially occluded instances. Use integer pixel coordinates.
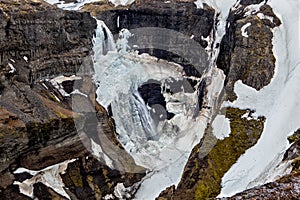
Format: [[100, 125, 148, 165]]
[[68, 166, 83, 188], [193, 107, 265, 199]]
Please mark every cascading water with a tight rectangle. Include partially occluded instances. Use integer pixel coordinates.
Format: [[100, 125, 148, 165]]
[[92, 19, 213, 170], [91, 19, 226, 199]]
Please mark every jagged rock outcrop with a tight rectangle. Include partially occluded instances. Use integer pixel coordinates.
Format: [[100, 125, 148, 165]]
[[216, 1, 281, 101]]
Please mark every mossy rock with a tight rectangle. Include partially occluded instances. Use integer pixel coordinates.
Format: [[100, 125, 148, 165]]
[[165, 107, 265, 200]]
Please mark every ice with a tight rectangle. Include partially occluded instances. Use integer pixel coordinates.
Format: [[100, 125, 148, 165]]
[[241, 22, 251, 38], [13, 159, 76, 199], [91, 17, 228, 198], [219, 0, 300, 197]]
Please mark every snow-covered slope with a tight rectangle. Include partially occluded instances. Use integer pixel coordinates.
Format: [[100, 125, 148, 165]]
[[218, 0, 300, 197]]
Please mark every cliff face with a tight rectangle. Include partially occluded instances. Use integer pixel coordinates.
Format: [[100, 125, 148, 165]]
[[216, 2, 281, 101], [0, 0, 96, 82], [0, 0, 90, 192], [0, 1, 144, 199]]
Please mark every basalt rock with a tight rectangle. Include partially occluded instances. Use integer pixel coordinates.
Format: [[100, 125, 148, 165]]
[[0, 1, 144, 199], [0, 0, 97, 82], [216, 1, 281, 101]]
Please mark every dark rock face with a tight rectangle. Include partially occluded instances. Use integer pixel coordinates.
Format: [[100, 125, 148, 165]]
[[216, 2, 281, 101], [83, 0, 215, 77], [240, 0, 264, 5], [0, 1, 144, 199], [0, 0, 96, 82], [61, 154, 145, 200]]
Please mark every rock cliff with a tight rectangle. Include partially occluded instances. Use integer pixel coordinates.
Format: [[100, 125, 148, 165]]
[[0, 1, 144, 199]]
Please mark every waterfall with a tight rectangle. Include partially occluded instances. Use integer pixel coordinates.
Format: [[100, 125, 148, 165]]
[[93, 20, 116, 58], [132, 90, 158, 140]]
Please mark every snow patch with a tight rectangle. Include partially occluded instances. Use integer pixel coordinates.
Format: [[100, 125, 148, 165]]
[[50, 75, 82, 97], [212, 115, 231, 140], [8, 63, 16, 73], [23, 56, 28, 62], [257, 12, 274, 23], [241, 22, 251, 38], [13, 159, 76, 199], [91, 139, 114, 169]]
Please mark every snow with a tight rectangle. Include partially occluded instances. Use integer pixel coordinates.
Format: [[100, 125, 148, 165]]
[[257, 12, 274, 23], [70, 89, 88, 97], [50, 75, 82, 97], [108, 0, 135, 7], [8, 63, 16, 73], [212, 115, 231, 140], [195, 0, 239, 48], [104, 194, 114, 200], [13, 159, 76, 199], [241, 22, 251, 38], [44, 0, 135, 10], [244, 1, 265, 16], [91, 139, 114, 169], [114, 183, 131, 199], [219, 0, 300, 197], [23, 56, 28, 62]]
